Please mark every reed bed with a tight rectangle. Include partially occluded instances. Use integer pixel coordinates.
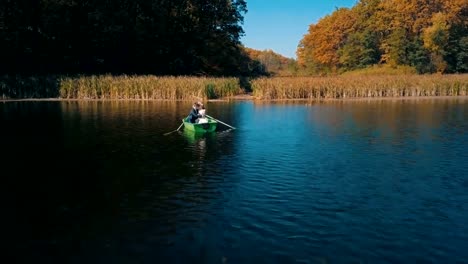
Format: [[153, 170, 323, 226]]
[[59, 75, 241, 100], [251, 75, 468, 100], [1, 75, 241, 100], [2, 74, 467, 100]]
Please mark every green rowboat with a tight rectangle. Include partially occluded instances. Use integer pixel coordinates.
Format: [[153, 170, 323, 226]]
[[183, 117, 217, 133]]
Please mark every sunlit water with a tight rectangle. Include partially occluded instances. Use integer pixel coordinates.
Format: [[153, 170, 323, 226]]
[[2, 99, 468, 263]]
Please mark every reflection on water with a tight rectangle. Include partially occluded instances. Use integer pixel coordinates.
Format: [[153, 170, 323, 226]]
[[2, 98, 468, 263]]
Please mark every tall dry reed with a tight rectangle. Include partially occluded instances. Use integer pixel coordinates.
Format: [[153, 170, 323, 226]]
[[59, 75, 241, 100], [251, 75, 468, 100]]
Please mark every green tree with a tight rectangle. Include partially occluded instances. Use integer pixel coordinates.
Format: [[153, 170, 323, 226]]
[[0, 0, 252, 76], [455, 37, 468, 72], [407, 37, 433, 73], [423, 12, 450, 73], [339, 30, 380, 70]]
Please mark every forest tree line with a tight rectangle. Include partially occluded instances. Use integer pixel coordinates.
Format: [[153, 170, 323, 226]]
[[1, 0, 466, 77], [298, 0, 468, 74], [0, 0, 269, 76], [245, 48, 298, 76]]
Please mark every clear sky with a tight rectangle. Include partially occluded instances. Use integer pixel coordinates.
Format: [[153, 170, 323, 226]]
[[241, 0, 358, 58]]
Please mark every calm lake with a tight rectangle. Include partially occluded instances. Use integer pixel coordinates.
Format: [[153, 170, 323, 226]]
[[3, 99, 468, 263]]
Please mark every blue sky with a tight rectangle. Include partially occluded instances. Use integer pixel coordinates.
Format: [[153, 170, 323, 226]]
[[241, 0, 357, 58]]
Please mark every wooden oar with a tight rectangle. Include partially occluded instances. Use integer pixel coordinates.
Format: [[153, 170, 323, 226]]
[[163, 122, 184, 136], [206, 114, 236, 130]]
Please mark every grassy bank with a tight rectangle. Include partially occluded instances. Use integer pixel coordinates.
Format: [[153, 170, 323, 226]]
[[252, 75, 468, 100], [1, 75, 241, 100]]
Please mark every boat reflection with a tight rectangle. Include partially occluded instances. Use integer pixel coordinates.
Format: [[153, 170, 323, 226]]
[[182, 129, 216, 144]]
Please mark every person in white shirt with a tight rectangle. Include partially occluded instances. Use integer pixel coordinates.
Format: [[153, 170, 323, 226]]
[[197, 104, 208, 123]]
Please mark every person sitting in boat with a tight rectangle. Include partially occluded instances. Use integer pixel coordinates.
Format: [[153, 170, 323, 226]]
[[188, 103, 201, 123], [198, 104, 206, 117], [197, 104, 208, 124]]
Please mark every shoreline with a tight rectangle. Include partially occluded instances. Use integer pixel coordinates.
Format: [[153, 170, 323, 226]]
[[2, 95, 468, 103], [2, 74, 466, 101]]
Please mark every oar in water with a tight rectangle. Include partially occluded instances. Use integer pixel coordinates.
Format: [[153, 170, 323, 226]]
[[206, 114, 236, 130], [163, 122, 184, 136]]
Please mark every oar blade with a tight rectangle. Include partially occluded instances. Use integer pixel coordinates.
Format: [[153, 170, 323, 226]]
[[163, 122, 184, 136]]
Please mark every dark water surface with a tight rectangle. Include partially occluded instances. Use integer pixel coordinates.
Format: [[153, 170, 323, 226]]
[[2, 99, 468, 263]]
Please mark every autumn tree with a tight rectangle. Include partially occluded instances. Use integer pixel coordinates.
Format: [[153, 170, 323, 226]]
[[298, 0, 468, 74], [298, 8, 356, 73]]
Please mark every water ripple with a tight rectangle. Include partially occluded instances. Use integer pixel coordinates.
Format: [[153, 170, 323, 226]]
[[3, 100, 468, 263]]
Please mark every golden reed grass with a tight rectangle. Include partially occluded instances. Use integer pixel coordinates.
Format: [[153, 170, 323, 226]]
[[2, 74, 467, 100], [59, 75, 241, 100], [252, 75, 468, 100]]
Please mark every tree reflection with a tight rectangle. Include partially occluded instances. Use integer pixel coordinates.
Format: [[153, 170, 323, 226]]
[[4, 100, 240, 262], [308, 98, 468, 145]]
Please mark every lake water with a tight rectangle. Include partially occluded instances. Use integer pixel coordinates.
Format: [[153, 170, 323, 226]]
[[2, 99, 468, 263]]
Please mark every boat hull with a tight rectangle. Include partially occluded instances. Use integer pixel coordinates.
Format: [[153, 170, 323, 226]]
[[183, 117, 217, 133]]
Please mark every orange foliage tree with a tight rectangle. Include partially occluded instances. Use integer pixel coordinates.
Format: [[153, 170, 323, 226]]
[[298, 8, 356, 73], [298, 0, 468, 74]]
